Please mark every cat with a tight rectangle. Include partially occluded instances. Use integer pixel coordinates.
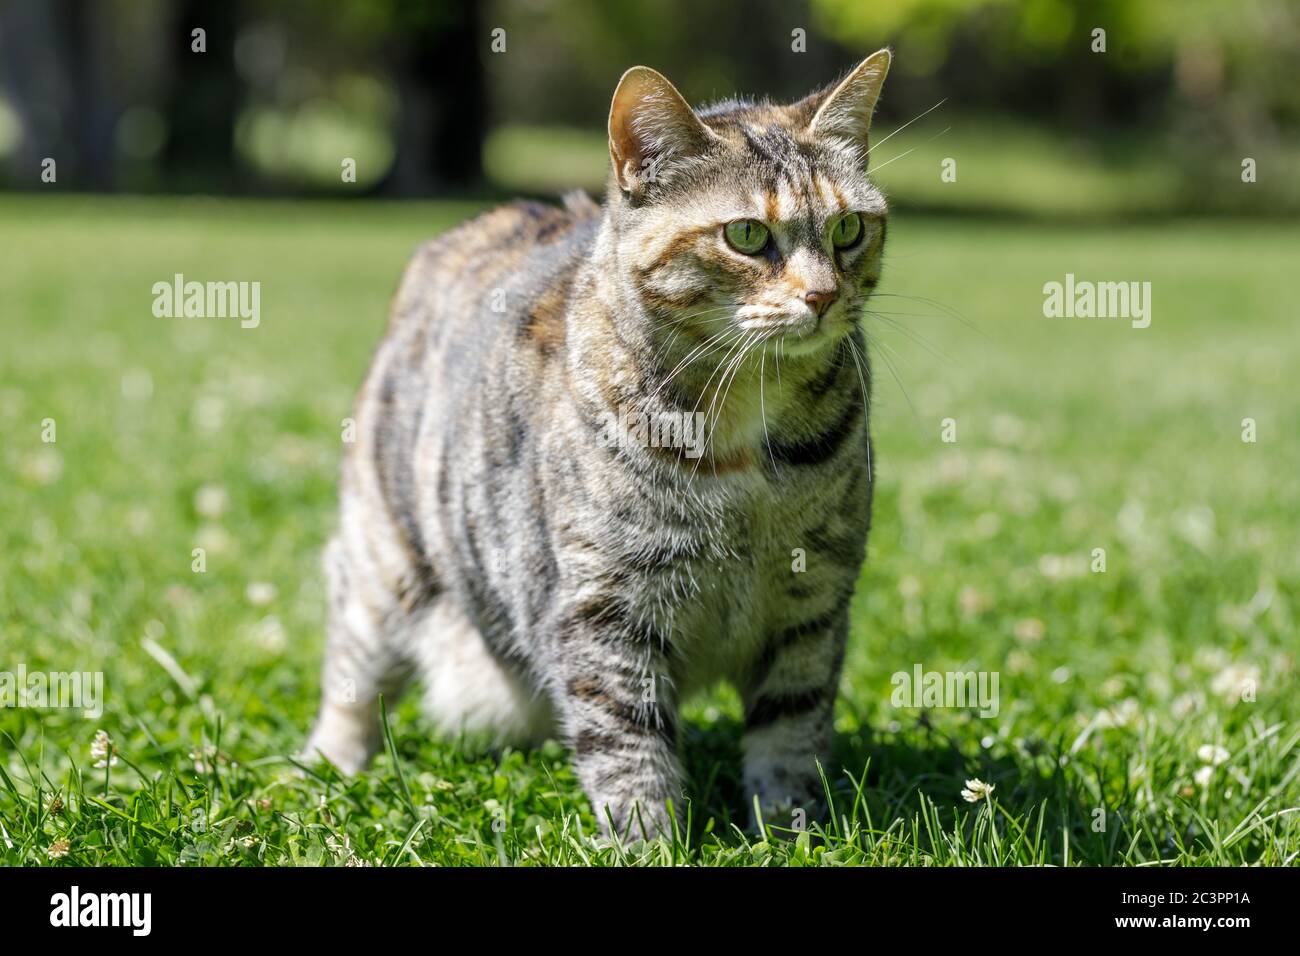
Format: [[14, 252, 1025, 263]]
[[303, 49, 892, 840]]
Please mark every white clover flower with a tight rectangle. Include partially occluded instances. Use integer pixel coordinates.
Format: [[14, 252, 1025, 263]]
[[90, 730, 118, 769], [1211, 664, 1259, 703], [1193, 765, 1215, 788], [1197, 744, 1230, 766], [1171, 692, 1202, 719], [325, 832, 353, 861], [1095, 698, 1141, 729], [1014, 618, 1045, 643], [251, 614, 286, 652], [194, 483, 229, 519], [22, 450, 63, 485], [190, 745, 217, 774], [961, 778, 995, 803], [47, 838, 70, 859], [246, 582, 278, 606], [958, 586, 987, 616]]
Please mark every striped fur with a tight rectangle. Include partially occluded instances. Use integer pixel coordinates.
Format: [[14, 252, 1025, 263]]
[[304, 51, 893, 839]]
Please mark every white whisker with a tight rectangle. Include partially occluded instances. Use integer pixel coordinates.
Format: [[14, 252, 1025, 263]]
[[869, 98, 948, 153]]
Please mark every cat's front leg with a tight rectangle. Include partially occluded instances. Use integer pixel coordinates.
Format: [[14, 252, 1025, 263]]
[[554, 599, 682, 841], [741, 600, 849, 835]]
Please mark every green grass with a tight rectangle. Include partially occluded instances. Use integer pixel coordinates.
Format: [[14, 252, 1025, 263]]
[[1, 194, 1297, 866]]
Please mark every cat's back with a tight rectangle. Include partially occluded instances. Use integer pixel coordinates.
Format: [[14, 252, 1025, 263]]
[[388, 193, 602, 363], [348, 194, 602, 551]]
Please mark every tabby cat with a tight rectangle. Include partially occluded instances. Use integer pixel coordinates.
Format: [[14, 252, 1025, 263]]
[[304, 50, 892, 839]]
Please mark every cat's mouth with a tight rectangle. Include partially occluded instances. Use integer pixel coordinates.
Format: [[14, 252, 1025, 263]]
[[734, 304, 848, 357]]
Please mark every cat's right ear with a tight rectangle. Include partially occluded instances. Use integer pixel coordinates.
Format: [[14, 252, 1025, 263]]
[[608, 67, 718, 198], [795, 49, 892, 162]]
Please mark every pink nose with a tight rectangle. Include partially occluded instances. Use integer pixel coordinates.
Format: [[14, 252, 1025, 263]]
[[804, 289, 839, 316]]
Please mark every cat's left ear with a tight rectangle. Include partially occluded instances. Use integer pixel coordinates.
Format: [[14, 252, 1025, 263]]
[[608, 66, 719, 197], [800, 49, 892, 160]]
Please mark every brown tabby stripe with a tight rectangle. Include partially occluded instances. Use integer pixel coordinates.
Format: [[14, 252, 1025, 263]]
[[744, 686, 833, 730], [767, 398, 863, 468], [747, 594, 852, 692]]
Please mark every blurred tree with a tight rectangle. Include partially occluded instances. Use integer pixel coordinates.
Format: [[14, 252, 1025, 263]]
[[0, 0, 120, 190], [64, 0, 120, 190], [382, 0, 486, 194], [2, 0, 1294, 202], [162, 0, 239, 191], [808, 0, 1300, 137], [257, 0, 488, 193]]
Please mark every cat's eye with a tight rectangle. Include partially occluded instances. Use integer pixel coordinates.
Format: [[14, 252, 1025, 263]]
[[724, 219, 770, 255], [832, 212, 863, 249]]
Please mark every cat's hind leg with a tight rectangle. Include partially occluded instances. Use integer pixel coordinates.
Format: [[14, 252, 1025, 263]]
[[302, 533, 418, 774], [411, 597, 556, 748]]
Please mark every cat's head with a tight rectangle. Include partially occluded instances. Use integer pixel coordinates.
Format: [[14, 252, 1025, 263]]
[[606, 50, 891, 361]]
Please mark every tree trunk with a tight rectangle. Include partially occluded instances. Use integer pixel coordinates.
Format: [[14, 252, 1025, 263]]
[[162, 0, 238, 192], [380, 0, 486, 196]]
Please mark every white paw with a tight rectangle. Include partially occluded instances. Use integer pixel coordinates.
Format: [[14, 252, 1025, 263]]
[[301, 711, 377, 775]]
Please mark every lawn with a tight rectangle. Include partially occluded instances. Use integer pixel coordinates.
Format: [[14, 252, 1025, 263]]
[[1, 194, 1297, 865]]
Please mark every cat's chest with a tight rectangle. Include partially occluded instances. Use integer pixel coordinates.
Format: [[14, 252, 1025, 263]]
[[640, 467, 858, 692]]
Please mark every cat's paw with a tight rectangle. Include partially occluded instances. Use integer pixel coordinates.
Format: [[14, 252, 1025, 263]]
[[591, 797, 678, 843], [299, 733, 371, 775], [748, 788, 824, 839], [301, 709, 378, 775]]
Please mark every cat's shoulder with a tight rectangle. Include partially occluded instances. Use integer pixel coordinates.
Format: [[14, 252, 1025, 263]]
[[384, 194, 602, 353], [393, 195, 599, 308], [422, 193, 600, 261]]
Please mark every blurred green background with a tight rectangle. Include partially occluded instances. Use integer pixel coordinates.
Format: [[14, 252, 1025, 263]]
[[2, 0, 1299, 216], [1, 1, 1298, 865]]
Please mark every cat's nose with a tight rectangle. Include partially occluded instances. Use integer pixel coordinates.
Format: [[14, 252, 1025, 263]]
[[804, 289, 839, 316]]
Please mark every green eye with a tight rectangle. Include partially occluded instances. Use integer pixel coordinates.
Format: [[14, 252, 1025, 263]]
[[724, 219, 770, 255], [832, 212, 863, 249]]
